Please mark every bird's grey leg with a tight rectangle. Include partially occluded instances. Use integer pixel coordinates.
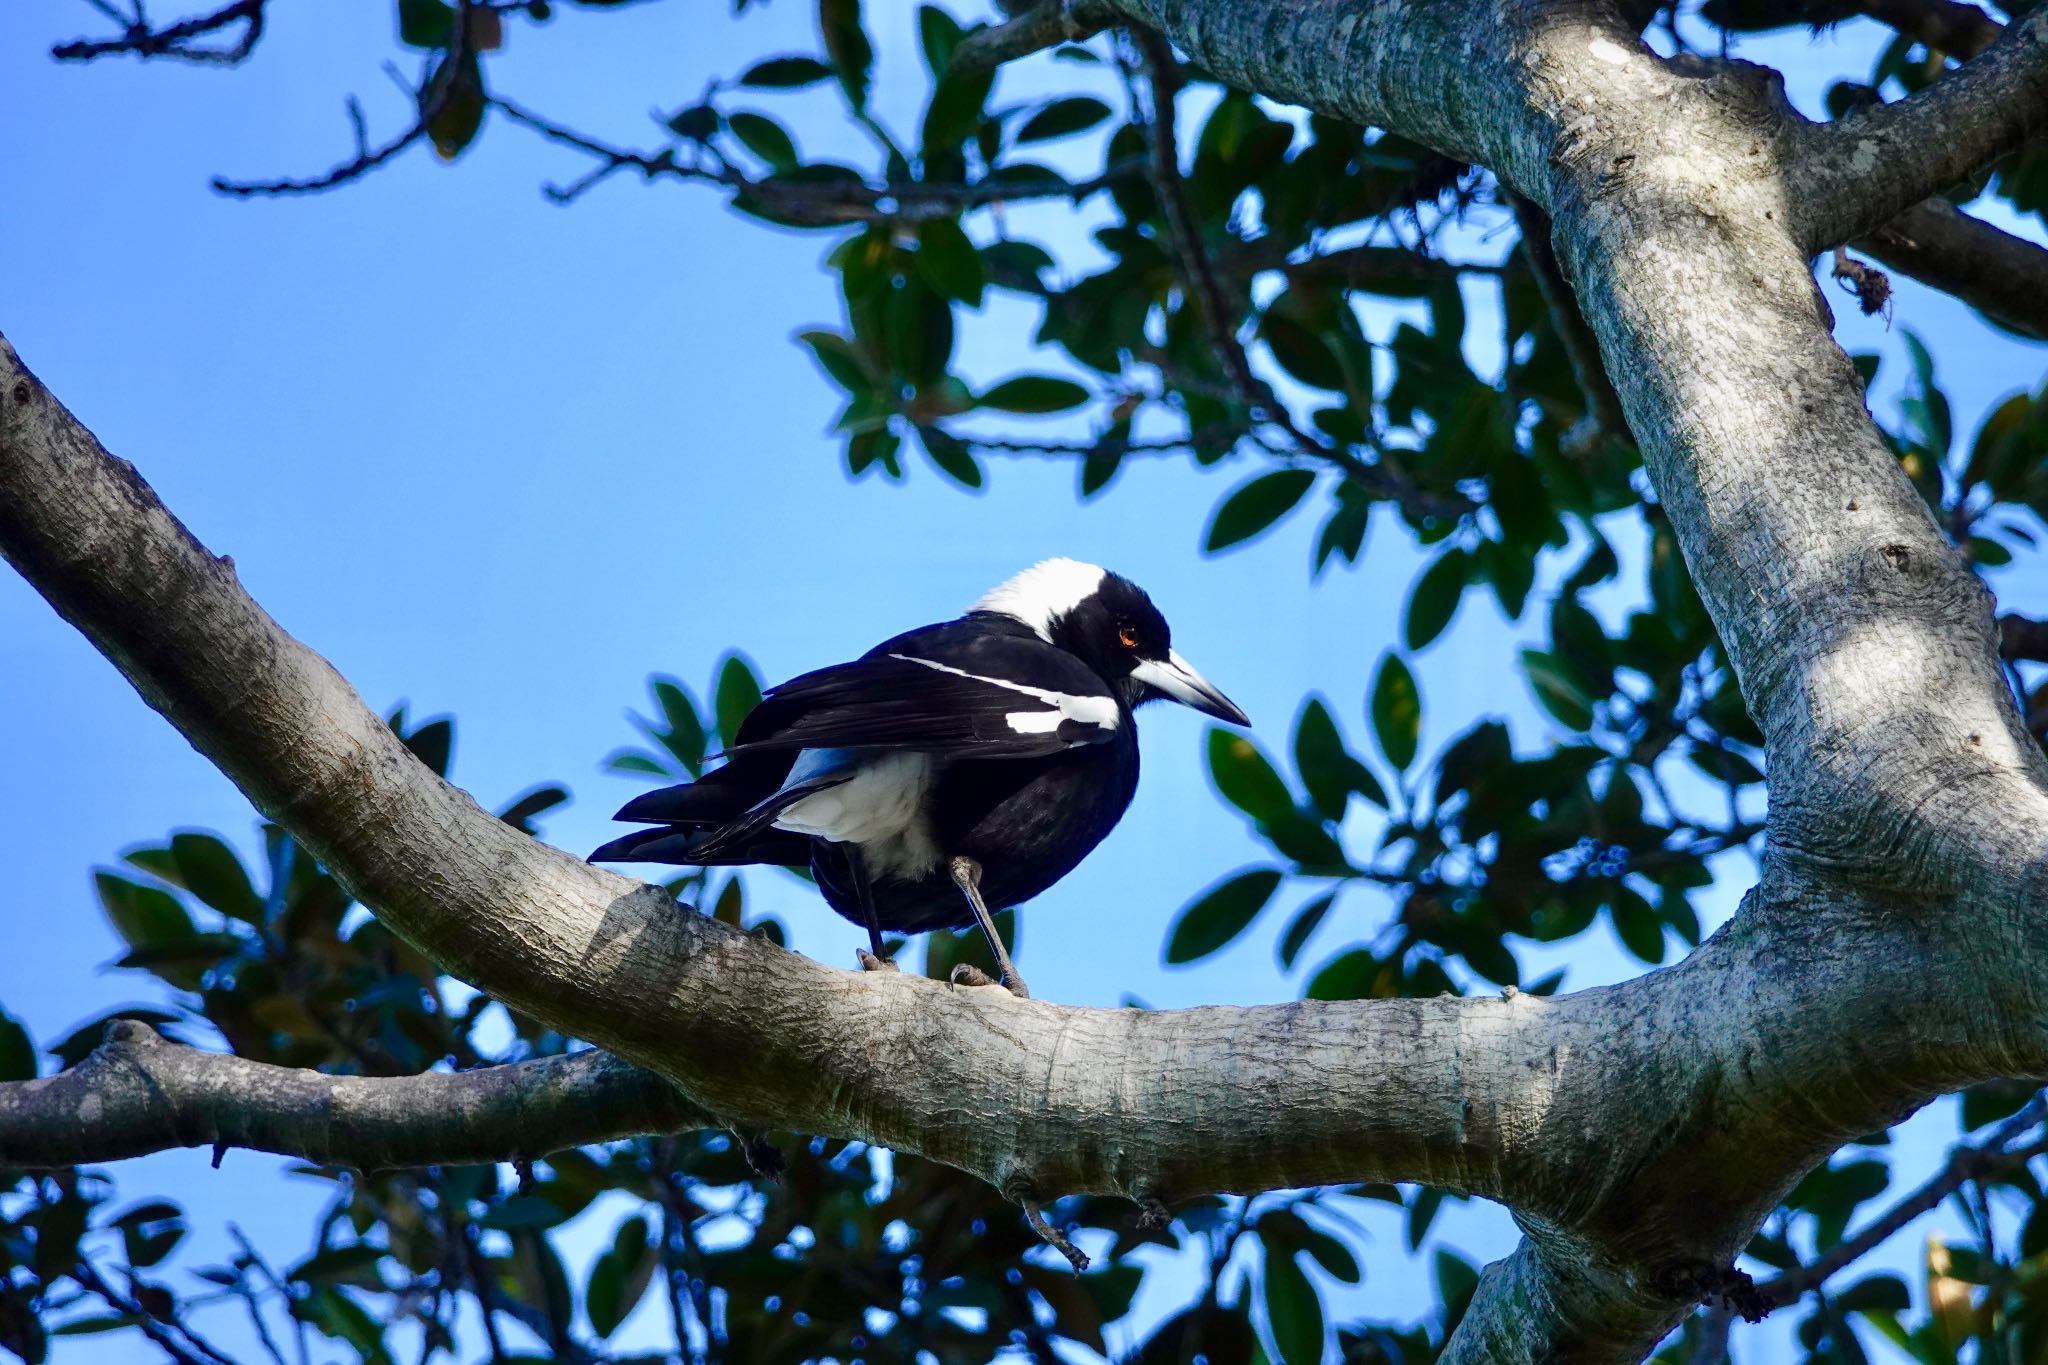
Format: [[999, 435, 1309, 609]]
[[845, 842, 897, 974], [948, 856, 1028, 998]]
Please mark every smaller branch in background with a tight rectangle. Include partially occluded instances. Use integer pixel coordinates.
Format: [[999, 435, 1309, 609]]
[[949, 0, 1118, 76], [496, 95, 1142, 217], [1512, 198, 1632, 456], [53, 0, 266, 64], [213, 1, 491, 197], [68, 1255, 240, 1365], [227, 1226, 308, 1365], [2000, 615, 2048, 664], [0, 1019, 715, 1169], [1856, 199, 2048, 342], [1123, 27, 1473, 523], [1852, 0, 2001, 60], [1829, 246, 1894, 321], [1799, 7, 2048, 248], [1758, 1093, 2048, 1308]]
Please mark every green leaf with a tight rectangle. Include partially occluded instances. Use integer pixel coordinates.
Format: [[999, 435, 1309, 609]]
[[979, 375, 1088, 413], [1610, 887, 1665, 964], [480, 1194, 571, 1231], [497, 784, 569, 835], [587, 1217, 655, 1339], [665, 104, 718, 142], [916, 5, 966, 75], [1835, 1273, 1910, 1314], [1404, 548, 1467, 650], [915, 218, 986, 306], [738, 55, 833, 88], [1016, 96, 1111, 143], [1305, 948, 1378, 1000], [1520, 648, 1595, 732], [1166, 868, 1281, 964], [917, 426, 984, 488], [1369, 654, 1421, 771], [817, 0, 873, 112], [169, 832, 264, 924], [1436, 1249, 1480, 1327], [398, 715, 454, 777], [1263, 1250, 1324, 1365], [713, 655, 764, 751], [1208, 729, 1296, 824], [0, 1008, 34, 1082], [96, 873, 197, 955], [1205, 470, 1316, 553], [397, 0, 454, 48], [728, 112, 798, 171], [1277, 894, 1334, 970], [1293, 698, 1385, 819], [797, 328, 870, 393]]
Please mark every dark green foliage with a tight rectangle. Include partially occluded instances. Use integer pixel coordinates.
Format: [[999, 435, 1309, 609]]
[[27, 0, 2048, 1358]]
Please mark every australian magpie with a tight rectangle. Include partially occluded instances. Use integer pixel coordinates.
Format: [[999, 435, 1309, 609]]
[[590, 559, 1249, 997]]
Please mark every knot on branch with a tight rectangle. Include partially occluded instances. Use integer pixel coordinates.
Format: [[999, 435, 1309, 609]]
[[1652, 1259, 1770, 1323]]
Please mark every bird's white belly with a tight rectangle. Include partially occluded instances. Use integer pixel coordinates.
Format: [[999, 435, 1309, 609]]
[[773, 749, 942, 880]]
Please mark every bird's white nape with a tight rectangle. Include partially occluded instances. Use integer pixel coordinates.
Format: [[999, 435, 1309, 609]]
[[969, 558, 1107, 640]]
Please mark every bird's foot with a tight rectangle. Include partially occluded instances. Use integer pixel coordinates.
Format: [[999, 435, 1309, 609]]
[[949, 962, 1030, 999], [856, 948, 900, 974]]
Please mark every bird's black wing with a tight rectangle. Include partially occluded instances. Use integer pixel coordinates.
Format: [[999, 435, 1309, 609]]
[[726, 623, 1123, 761]]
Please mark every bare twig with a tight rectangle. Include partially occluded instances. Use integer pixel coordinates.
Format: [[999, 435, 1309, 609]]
[[1015, 1188, 1091, 1273], [1758, 1093, 2048, 1307], [493, 94, 1142, 216], [69, 1257, 239, 1365], [1512, 197, 1632, 455], [53, 0, 265, 64], [1124, 27, 1473, 523]]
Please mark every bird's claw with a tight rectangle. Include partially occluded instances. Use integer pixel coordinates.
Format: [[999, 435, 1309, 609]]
[[857, 948, 900, 974], [949, 962, 1030, 998]]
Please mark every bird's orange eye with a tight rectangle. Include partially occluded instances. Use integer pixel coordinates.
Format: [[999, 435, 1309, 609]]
[[1119, 625, 1139, 648]]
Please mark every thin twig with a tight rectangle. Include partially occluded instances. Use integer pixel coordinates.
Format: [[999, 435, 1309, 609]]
[[1512, 197, 1631, 455], [53, 0, 265, 64], [949, 0, 1118, 76], [1759, 1093, 2048, 1307]]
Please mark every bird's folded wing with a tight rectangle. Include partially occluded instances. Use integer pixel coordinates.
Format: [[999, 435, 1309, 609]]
[[726, 648, 1120, 759]]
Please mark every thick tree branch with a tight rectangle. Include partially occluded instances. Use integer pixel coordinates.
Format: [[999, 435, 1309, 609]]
[[1799, 7, 2048, 249], [15, 4, 2048, 1359], [0, 1020, 712, 1171], [0, 334, 1661, 1215], [1856, 199, 2048, 341]]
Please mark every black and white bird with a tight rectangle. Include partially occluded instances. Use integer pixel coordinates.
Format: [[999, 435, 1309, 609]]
[[590, 559, 1249, 997]]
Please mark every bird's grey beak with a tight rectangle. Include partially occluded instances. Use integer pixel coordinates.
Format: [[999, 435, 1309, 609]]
[[1132, 650, 1250, 726]]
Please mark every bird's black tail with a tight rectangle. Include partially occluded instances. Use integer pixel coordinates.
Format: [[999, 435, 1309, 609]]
[[590, 752, 820, 868]]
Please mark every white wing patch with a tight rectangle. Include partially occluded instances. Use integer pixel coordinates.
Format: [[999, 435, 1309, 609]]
[[887, 653, 1119, 738], [969, 558, 1107, 641]]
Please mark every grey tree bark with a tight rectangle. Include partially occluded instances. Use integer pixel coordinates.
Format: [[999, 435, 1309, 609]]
[[4, 2, 2048, 1360]]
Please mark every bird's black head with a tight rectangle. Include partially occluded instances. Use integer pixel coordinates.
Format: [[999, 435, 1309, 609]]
[[971, 559, 1250, 725]]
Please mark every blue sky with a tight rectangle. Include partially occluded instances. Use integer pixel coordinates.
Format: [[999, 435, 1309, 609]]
[[4, 3, 2045, 1361]]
